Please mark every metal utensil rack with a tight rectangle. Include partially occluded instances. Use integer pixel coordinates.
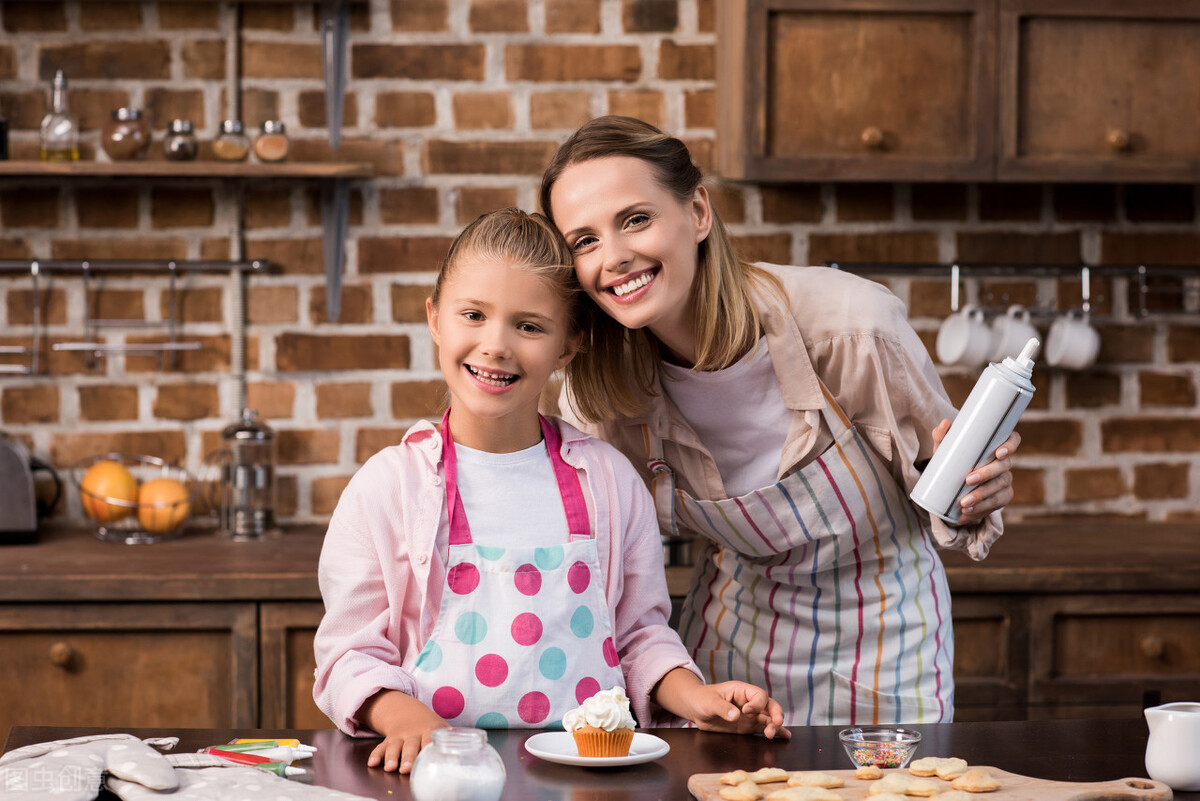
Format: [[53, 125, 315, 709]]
[[0, 258, 270, 375]]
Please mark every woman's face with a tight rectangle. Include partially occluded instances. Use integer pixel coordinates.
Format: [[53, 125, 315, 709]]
[[549, 155, 712, 348]]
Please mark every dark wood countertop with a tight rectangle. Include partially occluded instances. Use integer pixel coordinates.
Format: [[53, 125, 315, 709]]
[[1, 519, 1196, 603]]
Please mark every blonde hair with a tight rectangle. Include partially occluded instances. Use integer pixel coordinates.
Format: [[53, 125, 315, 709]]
[[539, 115, 782, 422], [431, 207, 584, 337]]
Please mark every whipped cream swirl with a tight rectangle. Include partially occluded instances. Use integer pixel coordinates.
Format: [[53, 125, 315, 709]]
[[562, 687, 635, 732]]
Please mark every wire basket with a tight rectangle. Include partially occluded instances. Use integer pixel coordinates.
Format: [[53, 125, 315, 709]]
[[72, 453, 194, 544]]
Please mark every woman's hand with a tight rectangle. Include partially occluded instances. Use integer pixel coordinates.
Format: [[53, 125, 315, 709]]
[[359, 689, 450, 773], [932, 419, 1021, 526], [652, 668, 789, 739]]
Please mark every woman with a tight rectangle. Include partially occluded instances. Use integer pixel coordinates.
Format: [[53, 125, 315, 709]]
[[539, 116, 1019, 726]]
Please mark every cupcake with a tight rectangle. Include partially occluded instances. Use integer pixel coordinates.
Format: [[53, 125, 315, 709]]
[[562, 686, 636, 757]]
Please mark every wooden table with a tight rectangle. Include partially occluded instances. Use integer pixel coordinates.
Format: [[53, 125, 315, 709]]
[[4, 719, 1195, 801]]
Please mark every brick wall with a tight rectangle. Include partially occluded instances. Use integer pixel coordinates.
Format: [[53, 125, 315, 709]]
[[1, 0, 1198, 527]]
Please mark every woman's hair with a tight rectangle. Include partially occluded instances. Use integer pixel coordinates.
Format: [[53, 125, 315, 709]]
[[539, 116, 781, 422], [431, 206, 584, 337]]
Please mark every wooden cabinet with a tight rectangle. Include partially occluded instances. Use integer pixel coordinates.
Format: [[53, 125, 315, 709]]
[[260, 602, 327, 730], [718, 0, 1200, 182]]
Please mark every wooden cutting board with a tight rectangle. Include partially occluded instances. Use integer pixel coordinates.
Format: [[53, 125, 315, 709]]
[[687, 766, 1172, 801]]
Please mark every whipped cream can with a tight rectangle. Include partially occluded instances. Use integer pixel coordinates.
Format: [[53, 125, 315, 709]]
[[911, 338, 1038, 524]]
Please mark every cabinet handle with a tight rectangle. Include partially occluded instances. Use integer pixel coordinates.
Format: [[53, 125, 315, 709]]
[[1140, 635, 1165, 660], [861, 126, 885, 150], [48, 641, 75, 668], [1107, 129, 1131, 152]]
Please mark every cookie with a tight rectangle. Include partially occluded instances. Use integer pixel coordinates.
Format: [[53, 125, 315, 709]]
[[750, 767, 792, 784], [908, 757, 942, 777], [904, 779, 941, 798], [950, 768, 1000, 793], [934, 759, 969, 781], [764, 787, 843, 801], [869, 774, 913, 795], [722, 770, 753, 786], [855, 765, 884, 780], [720, 780, 764, 801], [787, 771, 845, 789]]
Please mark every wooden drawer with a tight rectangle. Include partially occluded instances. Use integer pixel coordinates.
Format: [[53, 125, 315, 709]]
[[260, 601, 330, 730], [949, 594, 1028, 720], [0, 603, 257, 729]]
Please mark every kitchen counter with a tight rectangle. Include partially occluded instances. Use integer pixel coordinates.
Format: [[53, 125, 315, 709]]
[[3, 719, 1195, 801]]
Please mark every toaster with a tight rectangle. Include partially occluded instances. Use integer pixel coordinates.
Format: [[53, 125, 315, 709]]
[[0, 433, 39, 544]]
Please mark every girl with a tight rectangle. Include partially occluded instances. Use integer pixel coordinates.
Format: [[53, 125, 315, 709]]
[[312, 208, 786, 774], [539, 117, 1022, 726]]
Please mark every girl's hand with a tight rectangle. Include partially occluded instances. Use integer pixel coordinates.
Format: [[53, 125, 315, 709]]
[[682, 679, 790, 739], [359, 690, 451, 773], [932, 419, 1021, 526]]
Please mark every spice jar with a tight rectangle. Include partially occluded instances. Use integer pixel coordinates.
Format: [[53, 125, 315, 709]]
[[162, 119, 198, 161], [254, 120, 289, 163], [410, 729, 505, 801], [101, 108, 151, 161], [213, 119, 250, 162]]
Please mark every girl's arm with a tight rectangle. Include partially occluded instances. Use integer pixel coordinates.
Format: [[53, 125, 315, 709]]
[[651, 667, 788, 739], [358, 690, 450, 774]]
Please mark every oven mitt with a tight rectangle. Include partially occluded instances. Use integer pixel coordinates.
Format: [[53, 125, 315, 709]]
[[106, 766, 374, 801], [0, 733, 178, 801]]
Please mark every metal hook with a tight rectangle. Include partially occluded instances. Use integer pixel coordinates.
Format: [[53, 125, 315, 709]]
[[1081, 264, 1091, 317], [950, 263, 961, 312]]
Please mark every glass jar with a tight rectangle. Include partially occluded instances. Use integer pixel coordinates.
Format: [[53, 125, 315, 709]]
[[162, 119, 198, 161], [254, 120, 289, 163], [410, 728, 505, 801], [101, 107, 151, 161], [207, 409, 277, 540], [213, 119, 250, 162]]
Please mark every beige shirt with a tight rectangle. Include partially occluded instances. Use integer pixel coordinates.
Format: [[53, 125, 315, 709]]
[[561, 263, 1002, 560]]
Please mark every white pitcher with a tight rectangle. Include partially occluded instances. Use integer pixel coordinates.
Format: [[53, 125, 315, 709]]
[[1144, 701, 1200, 791]]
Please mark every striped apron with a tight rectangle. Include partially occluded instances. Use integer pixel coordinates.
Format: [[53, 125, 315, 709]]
[[649, 384, 954, 726]]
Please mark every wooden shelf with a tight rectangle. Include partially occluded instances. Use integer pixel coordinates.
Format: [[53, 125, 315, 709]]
[[0, 160, 373, 179]]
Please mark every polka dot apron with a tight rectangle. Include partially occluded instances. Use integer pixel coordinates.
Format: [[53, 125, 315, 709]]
[[410, 412, 627, 729]]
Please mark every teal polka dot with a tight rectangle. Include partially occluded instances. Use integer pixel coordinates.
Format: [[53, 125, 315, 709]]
[[545, 719, 565, 731], [475, 712, 507, 729], [476, 545, 505, 561], [569, 606, 594, 638], [534, 546, 564, 570], [539, 647, 567, 680], [455, 611, 487, 645], [414, 641, 442, 672]]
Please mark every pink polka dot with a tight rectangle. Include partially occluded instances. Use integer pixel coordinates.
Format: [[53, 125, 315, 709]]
[[447, 563, 480, 595], [567, 561, 590, 594], [475, 654, 508, 687], [511, 613, 543, 646], [602, 637, 619, 667], [514, 563, 542, 596], [431, 686, 465, 719], [575, 677, 600, 705], [517, 691, 550, 725]]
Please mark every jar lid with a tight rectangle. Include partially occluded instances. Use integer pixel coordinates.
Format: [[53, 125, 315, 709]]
[[220, 119, 245, 135], [261, 120, 286, 135], [112, 107, 143, 121], [221, 408, 274, 441], [167, 119, 194, 134]]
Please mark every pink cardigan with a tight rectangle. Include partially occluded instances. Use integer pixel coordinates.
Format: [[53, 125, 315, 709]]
[[312, 417, 701, 735]]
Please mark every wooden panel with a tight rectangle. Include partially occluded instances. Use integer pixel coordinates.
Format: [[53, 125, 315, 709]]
[[950, 595, 1028, 713], [0, 603, 257, 728], [260, 602, 331, 730]]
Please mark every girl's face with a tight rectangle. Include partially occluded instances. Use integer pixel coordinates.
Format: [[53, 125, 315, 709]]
[[427, 257, 581, 452], [549, 155, 712, 356]]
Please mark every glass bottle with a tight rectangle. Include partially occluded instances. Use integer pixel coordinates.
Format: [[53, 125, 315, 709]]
[[101, 108, 151, 161], [410, 729, 505, 801], [253, 120, 289, 163], [212, 119, 250, 162], [211, 409, 277, 540], [162, 119, 198, 161], [40, 70, 79, 162]]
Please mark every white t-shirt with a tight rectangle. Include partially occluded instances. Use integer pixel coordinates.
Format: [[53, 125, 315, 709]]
[[660, 336, 792, 498], [453, 439, 569, 547]]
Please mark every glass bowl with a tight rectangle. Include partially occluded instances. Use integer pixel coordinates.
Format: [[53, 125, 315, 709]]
[[839, 726, 922, 769], [72, 453, 194, 544]]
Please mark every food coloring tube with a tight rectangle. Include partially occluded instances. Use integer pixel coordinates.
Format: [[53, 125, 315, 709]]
[[223, 739, 316, 752], [203, 747, 272, 765], [231, 746, 313, 763], [254, 761, 309, 778]]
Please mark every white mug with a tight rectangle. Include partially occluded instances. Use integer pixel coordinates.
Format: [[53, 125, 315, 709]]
[[990, 305, 1039, 362], [936, 305, 992, 368], [1046, 310, 1100, 370]]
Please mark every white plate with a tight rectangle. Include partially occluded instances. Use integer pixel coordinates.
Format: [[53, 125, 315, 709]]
[[524, 732, 670, 767]]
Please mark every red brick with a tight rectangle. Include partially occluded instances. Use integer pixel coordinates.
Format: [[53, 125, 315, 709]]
[[1064, 467, 1125, 502], [809, 232, 939, 266], [392, 283, 436, 323], [158, 4, 220, 29], [730, 234, 791, 266], [389, 0, 448, 31], [978, 184, 1043, 222], [7, 287, 66, 326], [51, 431, 186, 467], [241, 89, 280, 126], [276, 475, 298, 518], [355, 44, 485, 80], [299, 137, 406, 174], [246, 382, 295, 420], [470, 0, 528, 32], [375, 92, 437, 128], [380, 187, 440, 225], [956, 231, 1080, 265], [143, 88, 205, 131], [298, 90, 359, 129], [244, 186, 293, 229], [1052, 184, 1117, 223], [1139, 371, 1196, 407], [607, 90, 664, 129], [977, 279, 1039, 309], [154, 382, 219, 420], [1055, 276, 1113, 315], [41, 41, 171, 79], [317, 382, 374, 419], [545, 0, 600, 33], [657, 40, 713, 80], [423, 139, 556, 175], [1, 186, 60, 228], [276, 333, 410, 371], [530, 91, 592, 130], [1, 385, 59, 424], [1167, 325, 1200, 363], [908, 281, 953, 319], [244, 238, 324, 276], [86, 289, 145, 321], [761, 186, 824, 224], [168, 287, 224, 325], [150, 187, 214, 229], [506, 44, 641, 82], [241, 41, 321, 79], [697, 0, 715, 31], [4, 3, 67, 31], [356, 427, 408, 462], [242, 3, 294, 30], [1014, 419, 1082, 455], [835, 183, 894, 223], [360, 237, 454, 275], [312, 475, 353, 516], [1133, 462, 1190, 500], [77, 187, 139, 229], [52, 238, 187, 262], [1063, 371, 1121, 408], [78, 384, 138, 422], [277, 428, 339, 465], [1129, 274, 1188, 315], [80, 3, 142, 31], [182, 40, 225, 80], [0, 48, 12, 81], [126, 334, 253, 374], [456, 187, 518, 225], [311, 284, 374, 325], [391, 380, 448, 419], [684, 89, 715, 129], [1124, 184, 1195, 223], [622, 0, 677, 32], [1009, 466, 1046, 506], [1100, 232, 1200, 265], [1102, 417, 1200, 453], [911, 184, 968, 222], [708, 184, 746, 225], [304, 187, 365, 227], [1096, 324, 1153, 363], [248, 285, 300, 324], [452, 91, 514, 130]]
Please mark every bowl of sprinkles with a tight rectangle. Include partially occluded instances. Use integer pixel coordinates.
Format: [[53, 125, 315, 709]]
[[839, 726, 922, 769]]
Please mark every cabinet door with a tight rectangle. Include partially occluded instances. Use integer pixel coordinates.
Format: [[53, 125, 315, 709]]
[[718, 0, 996, 181], [998, 0, 1200, 181], [260, 602, 331, 729], [950, 595, 1029, 721], [0, 603, 257, 728]]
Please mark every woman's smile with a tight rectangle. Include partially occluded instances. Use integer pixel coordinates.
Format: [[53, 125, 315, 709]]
[[606, 267, 659, 302]]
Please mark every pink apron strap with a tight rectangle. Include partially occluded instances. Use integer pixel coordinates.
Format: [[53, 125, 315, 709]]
[[440, 409, 472, 545]]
